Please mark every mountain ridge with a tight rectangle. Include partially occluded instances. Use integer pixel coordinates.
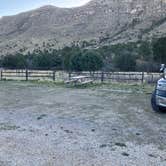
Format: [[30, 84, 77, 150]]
[[0, 0, 166, 55]]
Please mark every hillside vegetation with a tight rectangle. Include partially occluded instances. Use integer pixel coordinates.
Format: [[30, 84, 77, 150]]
[[1, 37, 165, 72]]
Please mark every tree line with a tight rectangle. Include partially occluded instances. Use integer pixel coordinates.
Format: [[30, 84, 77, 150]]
[[0, 48, 103, 72], [0, 37, 166, 72]]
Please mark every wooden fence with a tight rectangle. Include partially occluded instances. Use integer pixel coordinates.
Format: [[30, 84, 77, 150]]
[[0, 69, 68, 82], [70, 72, 160, 83], [0, 69, 161, 84]]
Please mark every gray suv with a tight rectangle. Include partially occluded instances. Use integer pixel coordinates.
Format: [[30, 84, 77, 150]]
[[151, 64, 166, 111]]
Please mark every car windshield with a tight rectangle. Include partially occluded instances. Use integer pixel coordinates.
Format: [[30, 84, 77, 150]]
[[156, 89, 166, 97]]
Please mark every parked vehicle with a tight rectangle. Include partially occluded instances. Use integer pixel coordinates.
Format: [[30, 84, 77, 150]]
[[151, 64, 166, 111]]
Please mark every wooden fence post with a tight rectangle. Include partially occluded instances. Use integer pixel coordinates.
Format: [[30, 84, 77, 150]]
[[0, 70, 3, 80], [69, 71, 71, 80], [141, 72, 144, 84], [53, 70, 56, 81], [101, 71, 104, 83], [151, 74, 154, 83], [25, 69, 28, 81]]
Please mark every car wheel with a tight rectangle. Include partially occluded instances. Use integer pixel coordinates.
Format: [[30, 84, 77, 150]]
[[151, 91, 160, 112]]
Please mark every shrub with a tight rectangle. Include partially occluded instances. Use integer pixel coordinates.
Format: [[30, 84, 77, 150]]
[[2, 53, 27, 69], [81, 50, 103, 71], [153, 37, 166, 64], [113, 51, 136, 71]]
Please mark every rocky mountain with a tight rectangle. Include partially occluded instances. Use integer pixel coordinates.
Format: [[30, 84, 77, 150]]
[[0, 0, 166, 55]]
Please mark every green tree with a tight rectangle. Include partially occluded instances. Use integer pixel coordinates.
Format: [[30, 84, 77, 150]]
[[70, 52, 83, 71], [29, 49, 62, 69], [153, 37, 166, 63], [81, 50, 103, 71], [61, 46, 81, 71], [114, 51, 136, 71], [2, 53, 27, 69], [139, 41, 153, 61], [70, 50, 103, 71]]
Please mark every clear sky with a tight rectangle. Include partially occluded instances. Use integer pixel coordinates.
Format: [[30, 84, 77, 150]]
[[0, 0, 91, 17]]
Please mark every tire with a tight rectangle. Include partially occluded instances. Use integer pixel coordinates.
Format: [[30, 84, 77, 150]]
[[151, 91, 160, 112]]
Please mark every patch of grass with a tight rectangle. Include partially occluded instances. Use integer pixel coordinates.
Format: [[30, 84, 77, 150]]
[[0, 123, 20, 131], [158, 144, 166, 151], [94, 82, 154, 94], [65, 82, 103, 89], [25, 80, 65, 87], [1, 80, 155, 94]]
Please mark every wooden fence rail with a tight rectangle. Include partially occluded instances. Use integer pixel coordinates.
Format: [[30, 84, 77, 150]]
[[0, 69, 162, 84]]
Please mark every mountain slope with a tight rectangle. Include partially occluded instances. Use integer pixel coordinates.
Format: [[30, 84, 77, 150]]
[[0, 0, 166, 55]]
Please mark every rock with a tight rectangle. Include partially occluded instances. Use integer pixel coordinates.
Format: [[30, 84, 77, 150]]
[[115, 142, 127, 147], [91, 129, 95, 132], [121, 152, 130, 157]]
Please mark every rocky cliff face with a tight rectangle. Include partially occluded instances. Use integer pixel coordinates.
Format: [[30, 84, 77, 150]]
[[0, 0, 166, 55]]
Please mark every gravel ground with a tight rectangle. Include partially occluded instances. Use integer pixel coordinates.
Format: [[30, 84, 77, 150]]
[[0, 81, 166, 166]]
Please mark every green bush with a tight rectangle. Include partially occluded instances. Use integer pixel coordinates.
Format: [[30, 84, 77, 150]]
[[113, 51, 136, 71], [70, 50, 103, 72], [138, 41, 153, 61], [2, 53, 27, 69], [153, 37, 166, 63], [81, 50, 103, 71]]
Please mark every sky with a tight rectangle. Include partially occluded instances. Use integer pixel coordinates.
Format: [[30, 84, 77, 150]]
[[0, 0, 91, 17]]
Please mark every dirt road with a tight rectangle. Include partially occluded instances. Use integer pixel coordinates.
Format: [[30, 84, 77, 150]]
[[0, 81, 166, 166]]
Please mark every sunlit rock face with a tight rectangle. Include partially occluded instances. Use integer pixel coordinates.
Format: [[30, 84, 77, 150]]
[[0, 0, 166, 55]]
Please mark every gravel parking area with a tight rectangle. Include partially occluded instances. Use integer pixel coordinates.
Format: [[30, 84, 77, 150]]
[[0, 81, 166, 166]]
